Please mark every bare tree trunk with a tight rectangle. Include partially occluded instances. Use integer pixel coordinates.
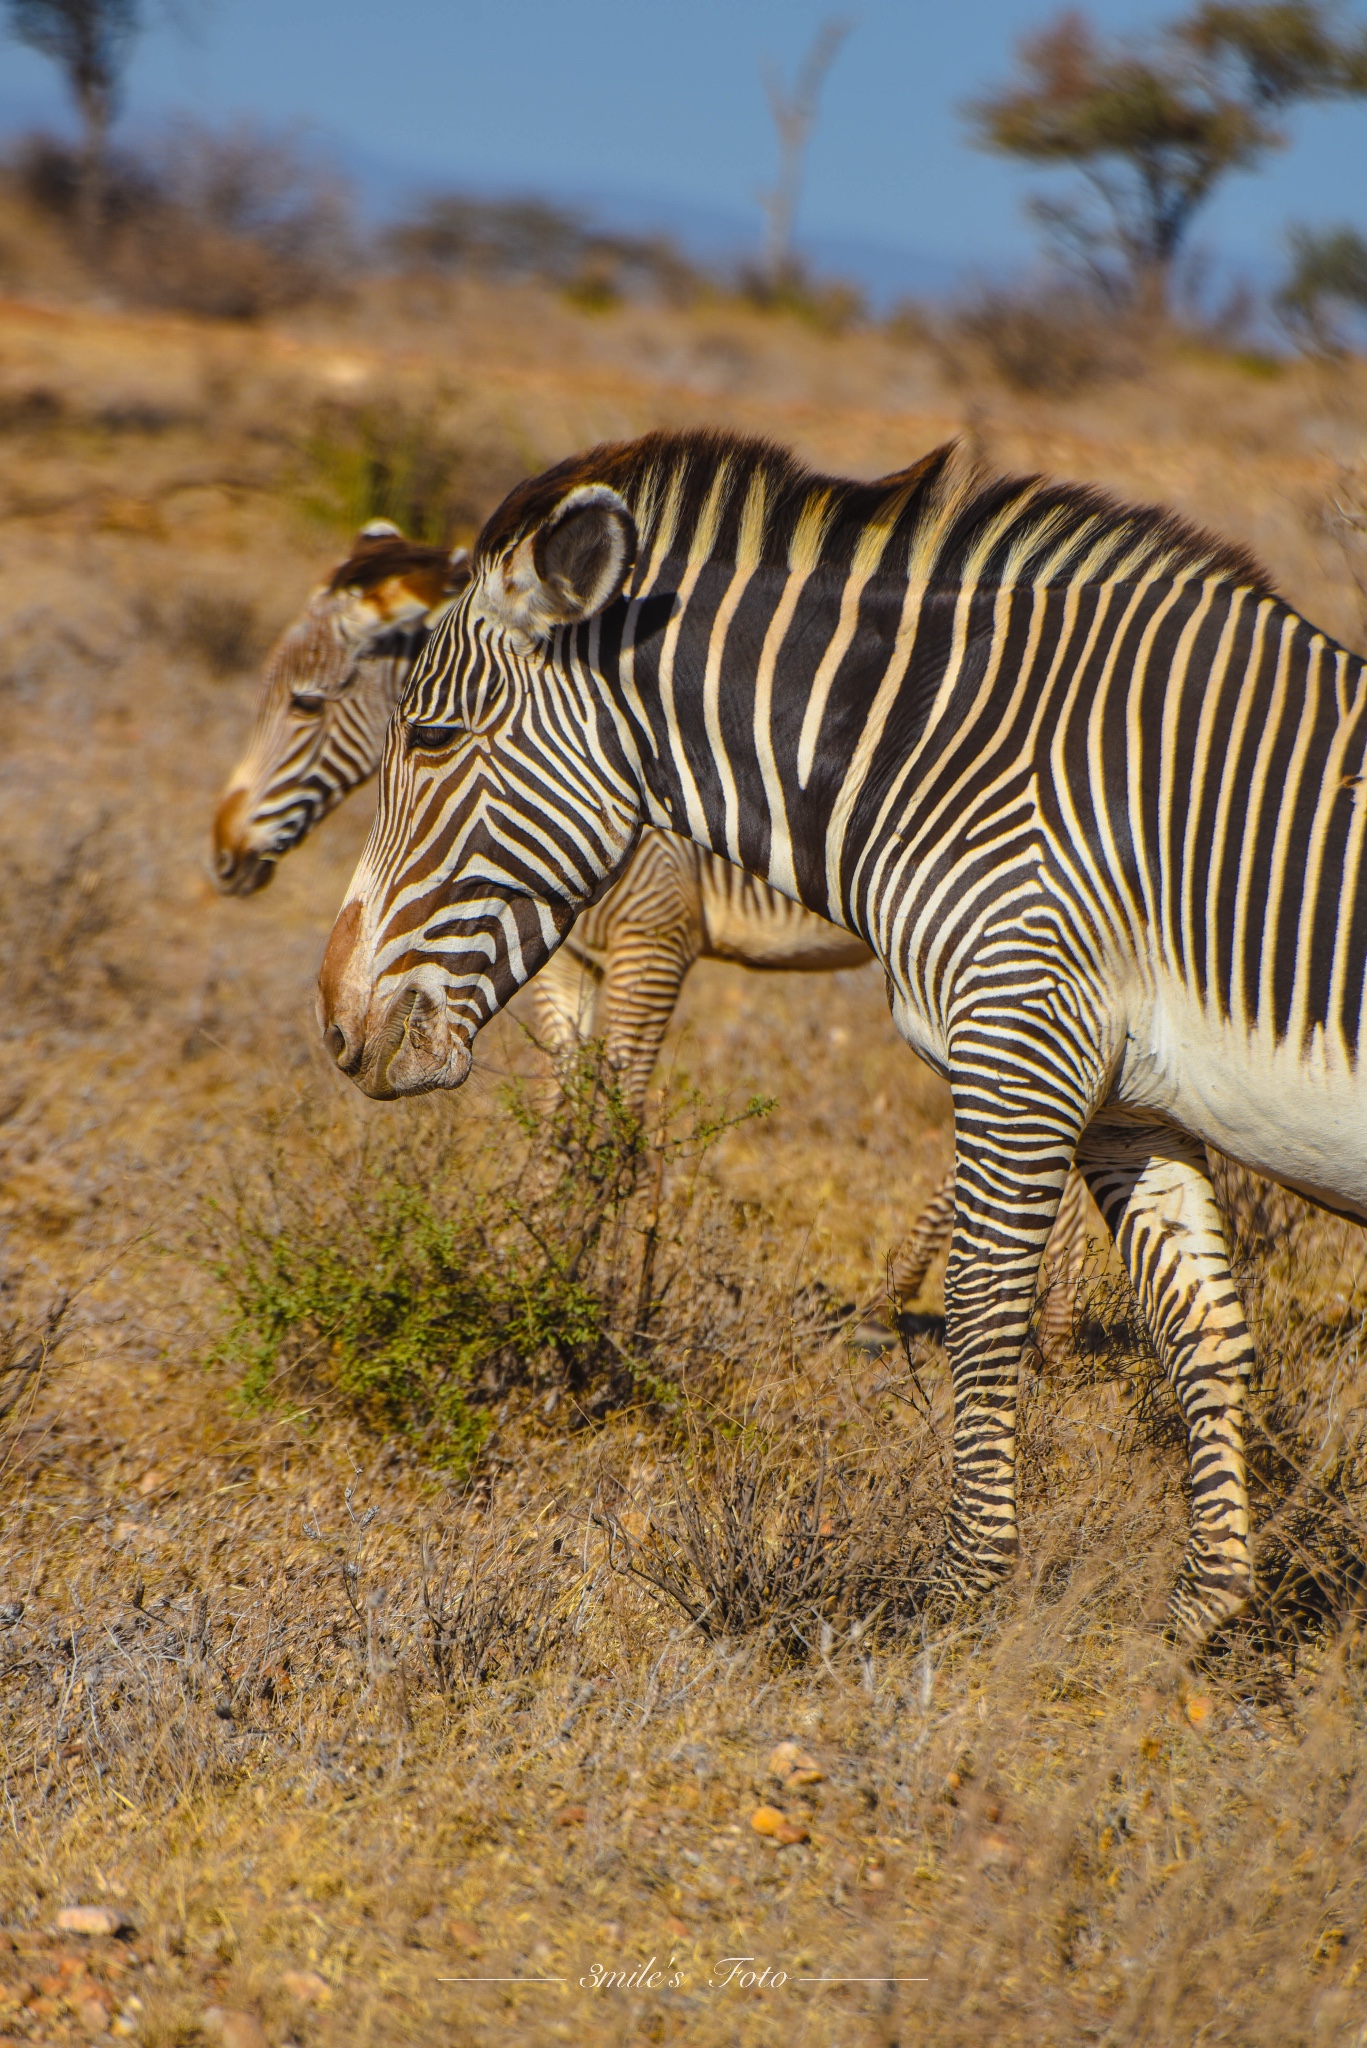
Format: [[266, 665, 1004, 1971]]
[[76, 76, 110, 263], [758, 16, 852, 293]]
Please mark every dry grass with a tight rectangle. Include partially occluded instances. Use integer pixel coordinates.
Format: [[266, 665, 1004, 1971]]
[[0, 278, 1365, 2048]]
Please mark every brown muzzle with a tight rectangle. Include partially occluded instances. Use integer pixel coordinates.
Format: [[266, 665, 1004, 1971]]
[[212, 786, 276, 897]]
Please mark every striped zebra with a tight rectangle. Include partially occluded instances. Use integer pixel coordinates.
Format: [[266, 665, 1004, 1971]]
[[316, 428, 1367, 1641], [211, 522, 872, 1114], [212, 521, 463, 899]]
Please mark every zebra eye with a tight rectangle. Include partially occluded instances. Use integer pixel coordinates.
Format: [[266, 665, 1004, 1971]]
[[290, 690, 326, 714], [405, 721, 464, 753]]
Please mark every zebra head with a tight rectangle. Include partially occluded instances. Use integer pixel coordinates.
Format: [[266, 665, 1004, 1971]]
[[211, 523, 469, 897], [318, 480, 642, 1097]]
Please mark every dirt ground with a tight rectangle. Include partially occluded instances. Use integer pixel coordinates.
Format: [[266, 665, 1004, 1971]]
[[1, 279, 1366, 2048]]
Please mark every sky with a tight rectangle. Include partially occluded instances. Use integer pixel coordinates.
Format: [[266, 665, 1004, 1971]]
[[2, 0, 1365, 296]]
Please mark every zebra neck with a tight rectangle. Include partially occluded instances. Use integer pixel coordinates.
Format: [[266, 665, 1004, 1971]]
[[598, 561, 953, 938]]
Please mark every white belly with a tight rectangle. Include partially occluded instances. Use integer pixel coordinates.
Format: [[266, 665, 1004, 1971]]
[[1117, 978, 1367, 1218]]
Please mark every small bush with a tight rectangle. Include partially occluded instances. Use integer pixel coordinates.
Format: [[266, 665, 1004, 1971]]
[[602, 1419, 940, 1657], [10, 124, 353, 319], [296, 395, 512, 542], [210, 1047, 773, 1471], [737, 259, 866, 335], [1277, 224, 1367, 357], [917, 283, 1145, 395], [0, 817, 147, 1030], [385, 191, 700, 308]]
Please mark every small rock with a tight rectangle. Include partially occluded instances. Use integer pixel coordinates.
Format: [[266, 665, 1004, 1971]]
[[974, 1829, 1019, 1870], [202, 2008, 269, 2048], [281, 1969, 331, 2004], [663, 1915, 690, 1940], [447, 1919, 482, 1953], [750, 1805, 810, 1845], [0, 1603, 23, 1629], [55, 1908, 133, 1939], [110, 2021, 138, 2040], [767, 1740, 824, 1787], [553, 1803, 587, 1827], [77, 1993, 111, 2034], [1184, 1694, 1213, 1728]]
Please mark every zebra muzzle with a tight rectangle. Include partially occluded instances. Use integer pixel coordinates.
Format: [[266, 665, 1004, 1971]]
[[365, 981, 468, 1098]]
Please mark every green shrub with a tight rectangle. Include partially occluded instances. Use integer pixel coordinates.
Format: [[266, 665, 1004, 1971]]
[[295, 396, 486, 543], [210, 1046, 772, 1472]]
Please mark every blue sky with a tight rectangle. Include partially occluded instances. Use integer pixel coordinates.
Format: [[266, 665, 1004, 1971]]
[[2, 0, 1364, 293]]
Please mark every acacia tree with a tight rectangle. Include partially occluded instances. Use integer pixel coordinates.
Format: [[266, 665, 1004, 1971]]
[[967, 2, 1367, 314], [5, 0, 142, 251], [1276, 221, 1367, 349]]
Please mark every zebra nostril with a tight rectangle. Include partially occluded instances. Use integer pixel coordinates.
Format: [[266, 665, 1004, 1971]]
[[323, 1022, 350, 1067]]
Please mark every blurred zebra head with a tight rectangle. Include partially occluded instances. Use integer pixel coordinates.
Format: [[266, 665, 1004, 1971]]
[[211, 523, 470, 897], [318, 473, 643, 1097]]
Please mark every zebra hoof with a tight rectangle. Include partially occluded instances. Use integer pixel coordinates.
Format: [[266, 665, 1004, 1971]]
[[1165, 1565, 1253, 1647], [916, 1533, 1017, 1619], [844, 1316, 898, 1355]]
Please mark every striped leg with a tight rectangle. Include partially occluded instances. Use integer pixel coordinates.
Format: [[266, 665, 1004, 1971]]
[[529, 948, 601, 1067], [1035, 1167, 1096, 1360], [888, 1168, 956, 1304], [940, 1070, 1093, 1598], [889, 1164, 1095, 1325], [1075, 1115, 1254, 1641], [597, 923, 698, 1116]]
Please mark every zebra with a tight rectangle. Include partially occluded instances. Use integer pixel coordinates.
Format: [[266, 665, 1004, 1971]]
[[215, 521, 1093, 1324], [212, 522, 873, 1114], [212, 520, 464, 899], [315, 427, 1367, 1642]]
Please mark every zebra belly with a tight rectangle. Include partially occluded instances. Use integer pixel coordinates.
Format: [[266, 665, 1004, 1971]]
[[702, 907, 874, 970], [1118, 981, 1367, 1220]]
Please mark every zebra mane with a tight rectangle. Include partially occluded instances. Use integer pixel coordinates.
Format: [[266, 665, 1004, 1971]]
[[475, 428, 1273, 595], [326, 533, 454, 594]]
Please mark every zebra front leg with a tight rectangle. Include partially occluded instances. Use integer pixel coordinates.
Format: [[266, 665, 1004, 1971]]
[[598, 924, 698, 1118], [528, 947, 601, 1078], [940, 1105, 1086, 1599], [888, 1167, 956, 1305], [1075, 1116, 1254, 1642]]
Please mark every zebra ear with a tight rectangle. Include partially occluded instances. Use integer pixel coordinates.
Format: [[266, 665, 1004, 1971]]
[[445, 545, 473, 594], [487, 485, 636, 642]]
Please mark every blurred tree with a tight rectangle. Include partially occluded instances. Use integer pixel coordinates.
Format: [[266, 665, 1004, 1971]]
[[1276, 222, 1367, 349], [385, 192, 698, 308], [758, 15, 853, 291], [4, 0, 140, 251], [967, 3, 1367, 315]]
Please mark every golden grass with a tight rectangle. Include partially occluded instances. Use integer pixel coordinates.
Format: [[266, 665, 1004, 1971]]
[[0, 281, 1366, 2048]]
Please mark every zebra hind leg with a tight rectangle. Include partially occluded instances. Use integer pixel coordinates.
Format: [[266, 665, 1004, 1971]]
[[1075, 1116, 1255, 1643]]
